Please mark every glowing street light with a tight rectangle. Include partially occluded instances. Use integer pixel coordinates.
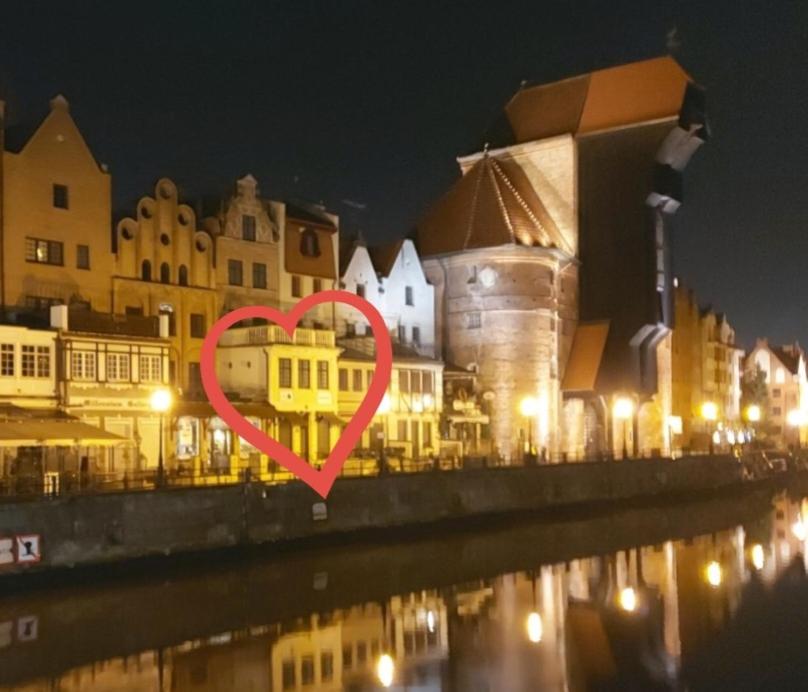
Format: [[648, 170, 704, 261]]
[[787, 409, 805, 449], [618, 586, 638, 613], [150, 387, 173, 486], [792, 520, 806, 541], [526, 611, 543, 643], [746, 404, 761, 423], [376, 653, 395, 688], [751, 544, 765, 570], [613, 397, 634, 459], [705, 560, 722, 588]]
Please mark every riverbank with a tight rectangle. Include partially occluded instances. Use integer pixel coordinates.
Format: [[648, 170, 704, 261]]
[[0, 454, 775, 579], [0, 478, 790, 687]]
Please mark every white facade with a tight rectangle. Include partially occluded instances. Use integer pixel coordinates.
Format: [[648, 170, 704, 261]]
[[338, 240, 436, 358], [0, 324, 57, 409]]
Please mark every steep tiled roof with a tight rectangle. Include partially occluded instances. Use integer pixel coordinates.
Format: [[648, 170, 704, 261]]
[[481, 56, 697, 149], [772, 346, 802, 375], [416, 154, 570, 257]]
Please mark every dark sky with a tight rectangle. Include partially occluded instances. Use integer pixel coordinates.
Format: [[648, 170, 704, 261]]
[[1, 1, 807, 348]]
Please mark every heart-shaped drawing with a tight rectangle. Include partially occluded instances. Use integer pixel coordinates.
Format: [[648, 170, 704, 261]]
[[200, 290, 393, 498]]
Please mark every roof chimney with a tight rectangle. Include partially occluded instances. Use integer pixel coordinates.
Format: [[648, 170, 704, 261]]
[[50, 305, 68, 330]]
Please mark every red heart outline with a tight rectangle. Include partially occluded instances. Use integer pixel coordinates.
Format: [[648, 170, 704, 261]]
[[200, 290, 393, 498]]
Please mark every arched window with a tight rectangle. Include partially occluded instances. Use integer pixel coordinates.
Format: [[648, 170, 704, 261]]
[[160, 262, 170, 284], [141, 260, 151, 281], [178, 265, 189, 286], [300, 229, 320, 257]]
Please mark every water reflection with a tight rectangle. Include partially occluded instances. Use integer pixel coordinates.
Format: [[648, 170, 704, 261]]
[[3, 490, 808, 691]]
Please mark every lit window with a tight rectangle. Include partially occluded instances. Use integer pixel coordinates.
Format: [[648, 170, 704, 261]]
[[140, 355, 162, 382], [71, 351, 97, 381], [0, 344, 14, 376], [25, 237, 63, 265], [106, 353, 130, 382], [300, 228, 320, 257]]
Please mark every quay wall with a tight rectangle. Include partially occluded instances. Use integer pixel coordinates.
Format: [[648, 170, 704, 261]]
[[0, 455, 743, 576]]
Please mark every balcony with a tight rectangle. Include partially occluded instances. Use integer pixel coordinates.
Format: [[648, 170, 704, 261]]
[[220, 325, 335, 348]]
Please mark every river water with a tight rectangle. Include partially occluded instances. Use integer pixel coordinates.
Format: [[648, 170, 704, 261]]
[[1, 486, 808, 691]]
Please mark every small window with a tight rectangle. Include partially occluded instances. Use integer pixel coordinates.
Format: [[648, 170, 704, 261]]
[[228, 259, 243, 286], [242, 215, 256, 241], [317, 360, 329, 389], [423, 421, 432, 447], [76, 244, 90, 270], [313, 278, 322, 293], [422, 371, 433, 394], [773, 388, 782, 398], [291, 275, 302, 298], [250, 262, 266, 289], [188, 362, 203, 395], [190, 313, 206, 339], [353, 369, 363, 391], [399, 369, 409, 394], [53, 184, 69, 209], [398, 324, 406, 342], [279, 358, 292, 388], [397, 420, 408, 441], [321, 651, 334, 682], [106, 353, 130, 382], [301, 656, 315, 685], [339, 368, 349, 391], [356, 283, 366, 299], [342, 645, 353, 670], [1, 344, 14, 376], [773, 407, 782, 416], [281, 659, 296, 691], [141, 260, 152, 281], [405, 285, 414, 306], [178, 265, 189, 286], [140, 355, 162, 383], [356, 641, 367, 663], [300, 228, 320, 257], [412, 326, 421, 346], [411, 370, 421, 394], [346, 323, 356, 337], [160, 262, 170, 284], [71, 351, 96, 381], [298, 359, 311, 388], [25, 237, 64, 266], [467, 312, 482, 329]]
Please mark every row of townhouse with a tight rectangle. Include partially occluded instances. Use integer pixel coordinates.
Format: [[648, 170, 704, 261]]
[[0, 95, 459, 488]]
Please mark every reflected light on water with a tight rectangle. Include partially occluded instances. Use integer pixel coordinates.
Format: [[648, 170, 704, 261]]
[[376, 653, 395, 688], [526, 611, 544, 643], [618, 586, 638, 612], [751, 543, 765, 570], [706, 560, 723, 588]]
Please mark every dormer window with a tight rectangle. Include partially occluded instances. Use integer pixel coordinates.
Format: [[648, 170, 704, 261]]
[[242, 215, 256, 241], [300, 228, 320, 257]]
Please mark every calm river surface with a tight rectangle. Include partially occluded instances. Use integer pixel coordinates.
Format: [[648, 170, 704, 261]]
[[2, 486, 808, 691]]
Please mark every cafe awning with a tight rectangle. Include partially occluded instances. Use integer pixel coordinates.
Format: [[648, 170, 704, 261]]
[[0, 420, 129, 447]]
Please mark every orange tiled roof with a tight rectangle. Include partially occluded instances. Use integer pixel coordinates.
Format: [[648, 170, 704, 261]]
[[416, 154, 571, 257]]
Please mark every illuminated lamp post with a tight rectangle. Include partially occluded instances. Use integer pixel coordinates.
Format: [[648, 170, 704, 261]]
[[613, 397, 634, 459], [700, 401, 718, 455], [786, 408, 804, 450], [519, 396, 539, 464], [150, 388, 173, 487]]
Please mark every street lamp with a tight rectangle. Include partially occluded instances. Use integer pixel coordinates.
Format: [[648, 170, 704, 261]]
[[787, 408, 804, 450], [701, 401, 718, 454], [746, 404, 761, 423], [613, 397, 634, 459], [150, 388, 173, 487], [376, 653, 395, 688], [519, 396, 539, 463], [618, 586, 638, 613]]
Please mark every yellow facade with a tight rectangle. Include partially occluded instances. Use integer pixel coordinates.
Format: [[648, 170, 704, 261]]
[[112, 178, 217, 392], [1, 96, 113, 313]]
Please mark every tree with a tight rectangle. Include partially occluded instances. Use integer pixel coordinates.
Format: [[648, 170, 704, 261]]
[[741, 364, 768, 410]]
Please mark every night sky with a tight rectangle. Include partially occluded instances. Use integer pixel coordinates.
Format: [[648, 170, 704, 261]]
[[1, 1, 806, 348]]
